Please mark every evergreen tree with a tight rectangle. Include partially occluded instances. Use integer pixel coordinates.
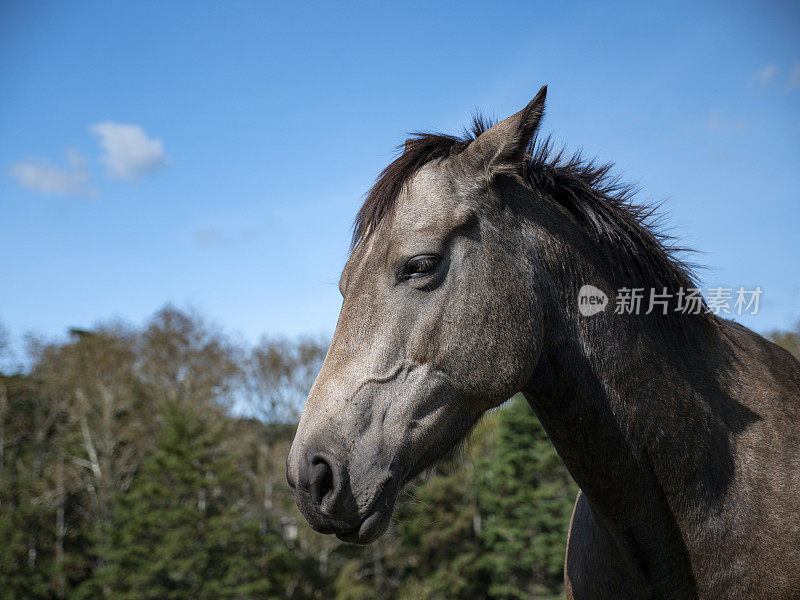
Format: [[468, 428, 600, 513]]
[[476, 395, 578, 600], [395, 460, 488, 599], [0, 467, 53, 600], [101, 400, 301, 600], [0, 375, 61, 600]]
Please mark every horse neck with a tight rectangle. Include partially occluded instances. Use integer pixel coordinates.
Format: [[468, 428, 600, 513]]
[[521, 242, 737, 539]]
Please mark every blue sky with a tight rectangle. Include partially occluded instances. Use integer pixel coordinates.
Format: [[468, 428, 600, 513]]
[[1, 0, 798, 358]]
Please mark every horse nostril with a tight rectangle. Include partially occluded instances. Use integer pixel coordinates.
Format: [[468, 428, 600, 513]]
[[310, 455, 336, 508]]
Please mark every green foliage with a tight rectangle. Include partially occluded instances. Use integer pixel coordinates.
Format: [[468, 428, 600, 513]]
[[333, 560, 379, 600], [395, 460, 487, 599], [100, 400, 300, 600], [0, 375, 59, 600], [476, 396, 578, 599], [0, 371, 577, 600], [0, 310, 591, 600], [0, 469, 54, 600]]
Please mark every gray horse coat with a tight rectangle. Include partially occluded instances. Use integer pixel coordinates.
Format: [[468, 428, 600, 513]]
[[287, 87, 800, 599]]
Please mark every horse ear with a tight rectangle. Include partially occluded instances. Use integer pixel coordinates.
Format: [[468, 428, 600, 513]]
[[403, 138, 414, 154], [464, 85, 546, 177]]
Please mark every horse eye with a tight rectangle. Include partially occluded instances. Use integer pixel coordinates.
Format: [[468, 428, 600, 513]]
[[405, 255, 438, 278]]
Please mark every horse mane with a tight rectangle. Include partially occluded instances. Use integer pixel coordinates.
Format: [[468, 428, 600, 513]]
[[352, 116, 711, 323]]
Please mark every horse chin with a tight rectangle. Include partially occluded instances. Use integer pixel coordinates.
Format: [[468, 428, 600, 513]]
[[335, 480, 399, 545]]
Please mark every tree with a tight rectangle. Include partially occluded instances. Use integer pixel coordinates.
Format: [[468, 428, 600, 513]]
[[0, 321, 9, 371], [0, 309, 593, 600], [394, 458, 488, 599], [136, 305, 242, 412], [476, 395, 578, 600], [102, 399, 302, 600], [247, 336, 327, 423], [769, 321, 800, 360], [0, 374, 57, 600], [31, 326, 147, 599]]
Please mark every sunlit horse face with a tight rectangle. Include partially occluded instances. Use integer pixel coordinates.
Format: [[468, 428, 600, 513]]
[[287, 88, 548, 543]]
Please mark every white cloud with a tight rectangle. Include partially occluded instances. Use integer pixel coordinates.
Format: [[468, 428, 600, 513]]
[[8, 150, 94, 196], [754, 63, 777, 86], [90, 121, 168, 179]]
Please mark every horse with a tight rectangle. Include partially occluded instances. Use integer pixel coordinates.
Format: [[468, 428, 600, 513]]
[[286, 86, 800, 599]]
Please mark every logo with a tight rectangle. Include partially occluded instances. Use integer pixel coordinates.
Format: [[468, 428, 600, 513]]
[[577, 285, 608, 316]]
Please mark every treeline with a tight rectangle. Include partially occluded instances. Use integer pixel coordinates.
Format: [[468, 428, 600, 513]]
[[0, 306, 576, 600], [1, 308, 796, 600]]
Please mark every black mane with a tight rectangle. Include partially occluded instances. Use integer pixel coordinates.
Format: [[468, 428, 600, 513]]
[[352, 116, 704, 308]]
